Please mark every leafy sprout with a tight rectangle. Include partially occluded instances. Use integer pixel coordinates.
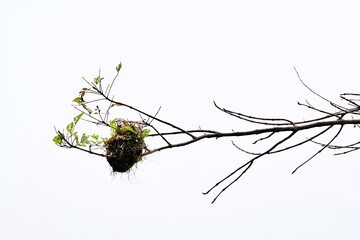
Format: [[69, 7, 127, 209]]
[[53, 63, 151, 173]]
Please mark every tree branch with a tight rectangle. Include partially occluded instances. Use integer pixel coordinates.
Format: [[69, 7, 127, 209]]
[[53, 64, 360, 203]]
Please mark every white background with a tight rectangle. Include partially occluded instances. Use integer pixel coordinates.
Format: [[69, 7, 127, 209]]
[[1, 0, 360, 239]]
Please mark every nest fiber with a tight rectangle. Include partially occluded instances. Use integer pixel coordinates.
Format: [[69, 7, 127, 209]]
[[104, 120, 145, 173]]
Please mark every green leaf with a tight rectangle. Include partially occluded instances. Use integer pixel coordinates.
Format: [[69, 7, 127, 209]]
[[81, 103, 93, 114], [73, 96, 92, 114], [73, 97, 83, 104], [91, 134, 99, 140], [73, 112, 84, 125], [78, 133, 89, 146], [90, 134, 102, 145], [53, 133, 64, 145], [116, 62, 122, 73], [141, 129, 150, 139], [122, 125, 137, 135], [81, 133, 89, 143], [73, 132, 79, 145], [94, 76, 102, 85], [109, 119, 117, 129], [66, 122, 74, 133], [109, 119, 118, 136]]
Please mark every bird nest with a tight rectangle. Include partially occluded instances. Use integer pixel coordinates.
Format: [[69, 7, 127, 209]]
[[104, 119, 146, 173]]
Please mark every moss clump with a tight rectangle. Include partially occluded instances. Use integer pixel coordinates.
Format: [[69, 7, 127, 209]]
[[104, 119, 146, 173]]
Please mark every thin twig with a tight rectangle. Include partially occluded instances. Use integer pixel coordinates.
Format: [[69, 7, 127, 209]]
[[106, 72, 119, 97], [294, 67, 343, 111], [204, 131, 297, 203], [214, 101, 295, 126], [292, 125, 344, 174]]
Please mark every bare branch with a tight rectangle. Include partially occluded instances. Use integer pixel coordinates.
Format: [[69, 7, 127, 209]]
[[204, 131, 297, 203], [231, 140, 261, 156], [294, 67, 344, 111], [214, 101, 295, 126], [292, 124, 344, 174]]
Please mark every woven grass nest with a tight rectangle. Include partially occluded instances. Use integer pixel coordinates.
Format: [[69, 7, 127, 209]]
[[104, 119, 146, 173]]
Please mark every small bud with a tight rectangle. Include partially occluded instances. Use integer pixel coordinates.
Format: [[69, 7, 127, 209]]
[[116, 62, 122, 73]]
